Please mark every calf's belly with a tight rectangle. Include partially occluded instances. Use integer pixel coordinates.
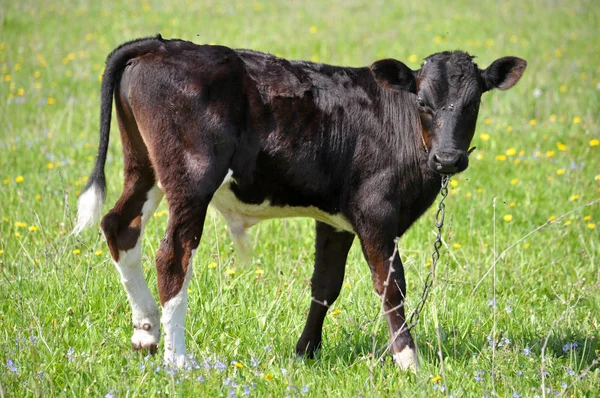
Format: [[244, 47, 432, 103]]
[[210, 182, 355, 234]]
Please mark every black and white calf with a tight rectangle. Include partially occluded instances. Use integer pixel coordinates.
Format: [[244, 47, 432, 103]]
[[74, 35, 526, 370]]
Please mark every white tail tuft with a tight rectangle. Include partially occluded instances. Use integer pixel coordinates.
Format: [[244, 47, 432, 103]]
[[72, 183, 104, 234]]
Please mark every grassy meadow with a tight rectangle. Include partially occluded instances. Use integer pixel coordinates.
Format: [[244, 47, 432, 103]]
[[1, 0, 599, 396]]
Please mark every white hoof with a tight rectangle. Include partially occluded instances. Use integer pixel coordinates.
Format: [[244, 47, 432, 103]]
[[164, 348, 186, 368], [131, 322, 160, 353], [393, 346, 419, 372]]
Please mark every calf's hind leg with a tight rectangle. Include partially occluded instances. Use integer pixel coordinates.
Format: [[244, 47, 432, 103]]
[[296, 222, 354, 357], [101, 178, 164, 353]]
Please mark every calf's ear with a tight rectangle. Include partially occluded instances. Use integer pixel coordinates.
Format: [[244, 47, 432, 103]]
[[370, 59, 417, 93], [480, 56, 527, 92]]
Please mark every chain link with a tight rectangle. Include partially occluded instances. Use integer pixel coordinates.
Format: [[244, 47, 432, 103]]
[[407, 174, 450, 330]]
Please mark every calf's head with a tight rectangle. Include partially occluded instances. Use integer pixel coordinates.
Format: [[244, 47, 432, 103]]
[[371, 51, 527, 174]]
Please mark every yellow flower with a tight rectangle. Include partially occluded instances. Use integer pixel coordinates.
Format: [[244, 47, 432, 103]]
[[547, 176, 554, 182], [465, 192, 472, 198], [559, 85, 567, 93], [509, 201, 516, 207], [506, 148, 517, 156], [556, 169, 565, 175], [15, 175, 24, 183], [477, 188, 484, 193], [34, 71, 41, 79], [255, 268, 264, 275], [484, 118, 492, 125], [588, 223, 596, 229], [589, 139, 599, 147], [265, 373, 273, 380], [510, 178, 519, 185], [479, 133, 490, 141], [453, 243, 461, 249], [550, 114, 557, 122], [331, 309, 342, 316], [431, 375, 442, 383], [564, 220, 572, 226], [309, 26, 318, 34], [2, 217, 8, 222], [424, 260, 432, 267], [476, 152, 484, 160], [545, 150, 555, 158], [47, 97, 55, 105], [529, 119, 537, 126], [4, 74, 11, 82], [0, 250, 3, 255], [495, 154, 507, 161], [15, 232, 21, 238], [94, 250, 103, 256], [524, 243, 530, 249], [225, 268, 236, 275], [433, 36, 443, 44], [449, 179, 459, 188], [595, 174, 600, 181], [572, 116, 581, 124], [14, 222, 27, 228], [47, 163, 54, 169], [28, 226, 38, 231], [35, 195, 41, 200], [73, 249, 81, 254], [556, 142, 567, 151], [207, 262, 217, 269], [569, 194, 579, 201], [503, 214, 513, 222], [548, 215, 556, 221], [233, 362, 243, 368], [583, 215, 591, 221], [408, 54, 418, 63]]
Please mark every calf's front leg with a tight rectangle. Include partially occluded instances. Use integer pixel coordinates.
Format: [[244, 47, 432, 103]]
[[358, 223, 418, 371]]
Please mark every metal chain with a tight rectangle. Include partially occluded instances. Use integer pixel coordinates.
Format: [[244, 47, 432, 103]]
[[407, 174, 450, 330]]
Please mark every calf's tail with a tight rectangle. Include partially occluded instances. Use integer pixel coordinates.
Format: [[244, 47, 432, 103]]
[[73, 35, 165, 234]]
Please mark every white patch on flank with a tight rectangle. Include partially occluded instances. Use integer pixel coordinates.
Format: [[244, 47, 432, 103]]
[[393, 346, 419, 372], [220, 169, 234, 188], [162, 249, 195, 368], [72, 183, 104, 234], [114, 185, 164, 350], [210, 179, 355, 256]]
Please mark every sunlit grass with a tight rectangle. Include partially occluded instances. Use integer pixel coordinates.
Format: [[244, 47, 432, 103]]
[[1, 0, 599, 396]]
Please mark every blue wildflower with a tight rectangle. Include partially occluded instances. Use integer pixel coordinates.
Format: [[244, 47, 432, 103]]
[[523, 347, 531, 356], [250, 357, 259, 367], [302, 385, 309, 393], [513, 392, 521, 398], [567, 368, 575, 376], [7, 359, 18, 373], [105, 392, 115, 398], [242, 385, 251, 396], [561, 381, 567, 388], [196, 376, 205, 382]]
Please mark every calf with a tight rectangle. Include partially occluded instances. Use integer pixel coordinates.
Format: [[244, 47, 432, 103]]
[[74, 35, 526, 370]]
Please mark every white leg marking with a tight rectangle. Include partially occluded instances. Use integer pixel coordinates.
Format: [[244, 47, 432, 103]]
[[393, 346, 419, 372], [73, 183, 104, 234], [113, 185, 164, 350], [116, 242, 161, 350], [162, 249, 195, 368]]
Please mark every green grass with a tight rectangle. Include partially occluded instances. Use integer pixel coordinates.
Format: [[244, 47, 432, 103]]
[[1, 0, 599, 396]]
